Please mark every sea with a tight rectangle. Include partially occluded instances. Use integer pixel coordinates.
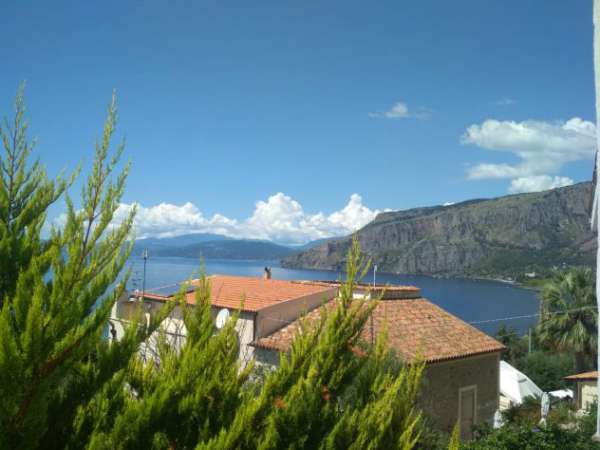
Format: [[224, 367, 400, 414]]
[[127, 256, 540, 337]]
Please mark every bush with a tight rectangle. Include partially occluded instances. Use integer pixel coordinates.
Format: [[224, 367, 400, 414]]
[[462, 423, 600, 450], [579, 402, 598, 439], [517, 351, 573, 391]]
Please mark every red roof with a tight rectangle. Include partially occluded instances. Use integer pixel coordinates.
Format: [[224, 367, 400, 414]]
[[255, 298, 505, 363], [564, 371, 598, 381], [144, 275, 335, 312]]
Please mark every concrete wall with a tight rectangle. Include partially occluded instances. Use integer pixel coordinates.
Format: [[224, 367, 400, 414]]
[[110, 298, 258, 367], [579, 381, 598, 411], [233, 311, 255, 367], [419, 353, 500, 436], [254, 288, 336, 339]]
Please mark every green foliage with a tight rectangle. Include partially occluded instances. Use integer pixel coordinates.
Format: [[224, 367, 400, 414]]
[[447, 424, 460, 450], [0, 85, 69, 303], [500, 395, 541, 425], [467, 398, 600, 449], [579, 402, 598, 438], [494, 325, 528, 366], [461, 422, 600, 450], [517, 351, 573, 392], [493, 325, 576, 392], [0, 88, 169, 449], [413, 414, 450, 450], [537, 267, 597, 374]]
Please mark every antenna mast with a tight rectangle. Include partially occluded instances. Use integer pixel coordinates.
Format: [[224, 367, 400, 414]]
[[141, 249, 149, 301]]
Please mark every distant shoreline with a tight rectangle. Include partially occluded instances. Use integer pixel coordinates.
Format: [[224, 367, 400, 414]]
[[132, 254, 543, 291]]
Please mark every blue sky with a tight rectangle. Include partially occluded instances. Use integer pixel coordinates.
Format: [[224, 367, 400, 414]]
[[0, 1, 596, 243]]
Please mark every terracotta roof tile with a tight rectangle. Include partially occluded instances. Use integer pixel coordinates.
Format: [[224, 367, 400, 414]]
[[255, 298, 505, 363], [144, 275, 335, 312], [564, 371, 598, 381]]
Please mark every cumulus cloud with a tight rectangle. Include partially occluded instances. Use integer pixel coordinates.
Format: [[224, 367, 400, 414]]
[[369, 101, 431, 120], [508, 175, 574, 194], [461, 117, 595, 192], [113, 202, 239, 239], [112, 193, 383, 244]]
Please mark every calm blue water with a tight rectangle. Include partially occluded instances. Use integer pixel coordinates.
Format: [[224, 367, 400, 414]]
[[127, 257, 540, 336]]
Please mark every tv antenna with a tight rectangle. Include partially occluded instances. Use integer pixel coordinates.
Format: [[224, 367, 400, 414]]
[[141, 249, 149, 301], [373, 264, 378, 287]]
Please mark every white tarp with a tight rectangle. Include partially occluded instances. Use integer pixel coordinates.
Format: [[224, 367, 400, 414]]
[[500, 360, 543, 405], [549, 389, 573, 400]]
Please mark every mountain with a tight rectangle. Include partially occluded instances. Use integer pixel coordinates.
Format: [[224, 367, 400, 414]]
[[151, 239, 295, 260], [288, 237, 338, 252], [132, 233, 230, 258], [281, 182, 596, 278], [132, 233, 295, 260]]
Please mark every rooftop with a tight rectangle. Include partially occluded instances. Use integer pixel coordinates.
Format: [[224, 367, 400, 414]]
[[564, 371, 598, 381], [296, 280, 422, 299], [255, 297, 505, 363], [143, 274, 336, 312]]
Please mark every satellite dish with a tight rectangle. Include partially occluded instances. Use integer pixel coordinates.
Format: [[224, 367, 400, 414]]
[[215, 308, 231, 329]]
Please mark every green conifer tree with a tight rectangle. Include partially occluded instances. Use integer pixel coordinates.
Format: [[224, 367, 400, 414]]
[[0, 88, 169, 450]]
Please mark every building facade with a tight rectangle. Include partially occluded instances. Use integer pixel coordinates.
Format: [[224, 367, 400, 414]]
[[253, 287, 505, 440]]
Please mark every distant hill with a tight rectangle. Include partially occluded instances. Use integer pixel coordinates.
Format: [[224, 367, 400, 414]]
[[151, 239, 295, 260], [132, 233, 230, 257], [289, 237, 338, 252], [132, 233, 296, 260], [281, 182, 596, 278]]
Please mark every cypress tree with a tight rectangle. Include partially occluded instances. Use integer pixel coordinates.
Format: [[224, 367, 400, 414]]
[[0, 88, 168, 449]]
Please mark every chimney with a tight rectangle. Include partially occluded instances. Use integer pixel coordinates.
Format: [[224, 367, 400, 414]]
[[264, 267, 272, 280]]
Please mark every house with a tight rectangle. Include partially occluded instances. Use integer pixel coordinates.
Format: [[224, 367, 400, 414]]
[[564, 371, 598, 411], [110, 275, 504, 440], [110, 274, 337, 365], [253, 284, 505, 440], [498, 360, 543, 409]]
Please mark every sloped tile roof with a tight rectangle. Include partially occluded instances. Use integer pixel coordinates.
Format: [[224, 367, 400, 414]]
[[255, 298, 505, 364], [564, 371, 598, 381], [145, 275, 336, 312]]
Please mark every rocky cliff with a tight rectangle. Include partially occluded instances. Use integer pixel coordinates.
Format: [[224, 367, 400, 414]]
[[281, 182, 596, 278]]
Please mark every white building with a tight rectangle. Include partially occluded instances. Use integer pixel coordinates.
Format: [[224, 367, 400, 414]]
[[109, 274, 337, 365]]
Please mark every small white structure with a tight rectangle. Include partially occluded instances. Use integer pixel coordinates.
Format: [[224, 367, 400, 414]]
[[549, 389, 573, 400], [564, 371, 599, 411], [499, 360, 543, 409]]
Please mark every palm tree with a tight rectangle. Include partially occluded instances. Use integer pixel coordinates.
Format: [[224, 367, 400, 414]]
[[537, 267, 597, 374]]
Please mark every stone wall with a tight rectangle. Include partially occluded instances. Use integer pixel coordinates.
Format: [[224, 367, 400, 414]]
[[419, 352, 500, 435], [253, 347, 500, 438]]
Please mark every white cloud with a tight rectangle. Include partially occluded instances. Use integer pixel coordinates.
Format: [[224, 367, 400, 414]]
[[442, 201, 455, 207], [461, 117, 595, 192], [113, 202, 239, 239], [369, 101, 431, 120], [113, 193, 383, 244], [508, 175, 574, 194]]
